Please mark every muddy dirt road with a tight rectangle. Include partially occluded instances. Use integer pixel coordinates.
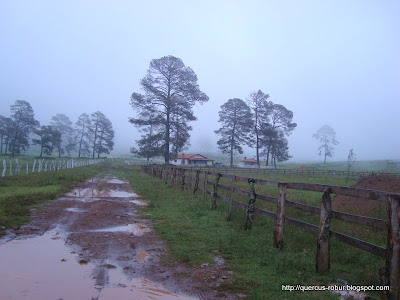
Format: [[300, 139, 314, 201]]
[[0, 176, 240, 299]]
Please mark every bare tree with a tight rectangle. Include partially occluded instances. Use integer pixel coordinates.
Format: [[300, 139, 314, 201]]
[[346, 148, 356, 183]]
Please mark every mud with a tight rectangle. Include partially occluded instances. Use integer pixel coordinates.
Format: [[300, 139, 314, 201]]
[[0, 176, 241, 299], [333, 174, 400, 216]]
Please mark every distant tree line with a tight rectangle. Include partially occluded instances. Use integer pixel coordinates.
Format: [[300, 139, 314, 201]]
[[129, 55, 297, 167], [0, 100, 114, 158]]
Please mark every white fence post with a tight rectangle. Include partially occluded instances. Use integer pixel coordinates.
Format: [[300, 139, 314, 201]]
[[2, 159, 5, 178]]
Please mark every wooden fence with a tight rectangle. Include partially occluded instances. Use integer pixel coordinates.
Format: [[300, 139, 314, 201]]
[[179, 165, 400, 178], [1, 158, 101, 178], [141, 165, 400, 299]]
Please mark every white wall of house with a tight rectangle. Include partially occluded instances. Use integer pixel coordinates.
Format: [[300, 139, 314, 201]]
[[238, 161, 258, 168]]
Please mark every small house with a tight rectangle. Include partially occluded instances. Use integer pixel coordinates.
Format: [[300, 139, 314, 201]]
[[239, 157, 258, 168], [173, 154, 214, 166]]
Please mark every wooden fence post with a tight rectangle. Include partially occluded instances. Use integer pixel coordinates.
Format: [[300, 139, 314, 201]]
[[186, 168, 192, 193], [203, 171, 208, 201], [382, 195, 400, 299], [274, 183, 287, 249], [244, 178, 256, 230], [227, 175, 236, 221], [316, 187, 332, 273], [181, 169, 186, 190], [211, 173, 221, 210], [193, 170, 200, 194]]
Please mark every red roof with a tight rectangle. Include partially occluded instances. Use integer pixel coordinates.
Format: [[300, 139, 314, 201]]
[[176, 154, 213, 161], [240, 158, 258, 163]]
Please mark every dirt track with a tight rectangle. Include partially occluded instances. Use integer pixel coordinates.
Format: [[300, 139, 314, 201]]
[[0, 176, 241, 299]]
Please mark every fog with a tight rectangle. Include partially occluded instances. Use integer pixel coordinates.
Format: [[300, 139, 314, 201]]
[[1, 0, 399, 161]]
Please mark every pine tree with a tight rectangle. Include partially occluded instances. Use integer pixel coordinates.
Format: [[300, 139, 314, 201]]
[[8, 100, 39, 156], [50, 114, 75, 157], [215, 98, 253, 167], [75, 113, 92, 158], [129, 55, 208, 164]]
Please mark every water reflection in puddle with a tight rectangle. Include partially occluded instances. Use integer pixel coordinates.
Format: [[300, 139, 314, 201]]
[[0, 231, 98, 299], [0, 231, 197, 300], [65, 208, 87, 213], [130, 199, 147, 206], [66, 188, 138, 199], [106, 178, 129, 184], [92, 224, 150, 236], [100, 268, 198, 300]]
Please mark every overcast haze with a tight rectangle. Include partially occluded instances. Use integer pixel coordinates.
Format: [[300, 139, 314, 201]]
[[1, 0, 399, 161]]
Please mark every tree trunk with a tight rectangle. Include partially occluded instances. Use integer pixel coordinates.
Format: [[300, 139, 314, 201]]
[[40, 141, 43, 158], [266, 145, 271, 166], [0, 135, 3, 154], [255, 107, 259, 167], [58, 140, 61, 158], [11, 128, 19, 157], [165, 110, 170, 164], [92, 122, 98, 159], [230, 108, 237, 167], [256, 133, 259, 167], [78, 125, 84, 158], [5, 137, 9, 154], [97, 132, 103, 159]]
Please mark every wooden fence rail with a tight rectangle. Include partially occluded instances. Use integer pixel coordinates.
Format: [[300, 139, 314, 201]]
[[142, 165, 400, 299], [172, 165, 400, 178]]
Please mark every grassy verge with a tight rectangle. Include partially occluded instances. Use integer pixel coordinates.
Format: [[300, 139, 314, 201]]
[[0, 164, 103, 234], [118, 167, 383, 299]]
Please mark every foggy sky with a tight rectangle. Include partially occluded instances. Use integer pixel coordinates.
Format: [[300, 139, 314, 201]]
[[1, 0, 399, 161]]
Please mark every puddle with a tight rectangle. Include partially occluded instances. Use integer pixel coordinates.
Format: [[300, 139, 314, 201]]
[[130, 199, 148, 206], [214, 256, 225, 266], [92, 224, 150, 236], [66, 188, 96, 198], [106, 190, 138, 198], [66, 188, 137, 199], [99, 268, 199, 299], [0, 230, 99, 299], [106, 178, 130, 184], [135, 251, 150, 262], [65, 207, 87, 213]]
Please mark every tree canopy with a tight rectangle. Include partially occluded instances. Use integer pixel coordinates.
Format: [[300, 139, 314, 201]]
[[9, 100, 39, 156], [215, 98, 253, 167], [129, 55, 208, 163], [312, 124, 339, 164]]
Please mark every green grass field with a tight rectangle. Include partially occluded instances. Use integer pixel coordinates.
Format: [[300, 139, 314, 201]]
[[0, 164, 104, 234], [0, 159, 389, 298]]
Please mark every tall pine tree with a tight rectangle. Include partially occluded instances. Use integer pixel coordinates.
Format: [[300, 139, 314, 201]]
[[129, 55, 208, 164], [215, 98, 253, 167]]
